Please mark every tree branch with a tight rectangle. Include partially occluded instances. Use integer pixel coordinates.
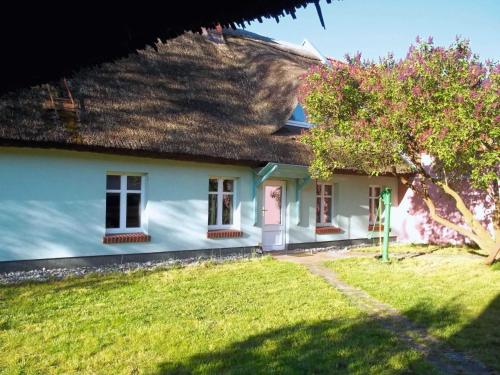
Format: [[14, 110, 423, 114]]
[[408, 175, 499, 265], [421, 196, 483, 245], [436, 181, 494, 241]]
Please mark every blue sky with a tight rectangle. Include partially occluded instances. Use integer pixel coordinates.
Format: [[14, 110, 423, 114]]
[[247, 0, 500, 61]]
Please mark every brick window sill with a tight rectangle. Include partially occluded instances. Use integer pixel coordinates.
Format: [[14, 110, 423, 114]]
[[315, 226, 343, 235], [103, 233, 151, 244], [207, 230, 243, 239], [368, 224, 385, 231]]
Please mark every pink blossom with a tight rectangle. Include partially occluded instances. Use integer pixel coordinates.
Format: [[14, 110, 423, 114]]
[[482, 79, 491, 90], [412, 86, 422, 96]]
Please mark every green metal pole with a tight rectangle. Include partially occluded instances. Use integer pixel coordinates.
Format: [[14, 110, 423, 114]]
[[381, 187, 392, 262]]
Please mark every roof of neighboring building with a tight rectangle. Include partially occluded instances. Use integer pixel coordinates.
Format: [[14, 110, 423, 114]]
[[0, 30, 320, 167]]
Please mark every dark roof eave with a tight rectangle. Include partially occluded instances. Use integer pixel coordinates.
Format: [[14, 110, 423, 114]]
[[330, 168, 415, 178]]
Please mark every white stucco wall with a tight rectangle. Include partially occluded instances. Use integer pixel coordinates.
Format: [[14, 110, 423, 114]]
[[0, 147, 401, 261], [287, 174, 400, 244]]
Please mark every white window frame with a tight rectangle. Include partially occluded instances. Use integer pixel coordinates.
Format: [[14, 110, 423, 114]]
[[286, 119, 312, 128], [208, 177, 237, 230], [316, 183, 333, 226], [105, 174, 146, 234], [368, 185, 382, 225]]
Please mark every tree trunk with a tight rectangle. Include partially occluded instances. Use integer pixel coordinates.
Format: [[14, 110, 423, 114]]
[[484, 245, 500, 265], [486, 182, 500, 265], [413, 180, 500, 265]]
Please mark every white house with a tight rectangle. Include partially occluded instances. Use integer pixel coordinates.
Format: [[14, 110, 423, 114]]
[[0, 29, 409, 270]]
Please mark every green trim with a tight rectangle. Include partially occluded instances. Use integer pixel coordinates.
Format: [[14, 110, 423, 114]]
[[381, 187, 392, 262], [255, 164, 278, 187], [295, 176, 311, 225], [253, 164, 278, 225]]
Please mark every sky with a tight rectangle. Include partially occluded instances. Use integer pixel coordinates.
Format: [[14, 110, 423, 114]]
[[247, 0, 500, 62]]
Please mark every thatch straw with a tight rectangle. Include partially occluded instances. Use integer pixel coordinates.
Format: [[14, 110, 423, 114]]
[[0, 31, 320, 166]]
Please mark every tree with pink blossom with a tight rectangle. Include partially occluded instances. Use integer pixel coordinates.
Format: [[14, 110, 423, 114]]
[[300, 37, 500, 264]]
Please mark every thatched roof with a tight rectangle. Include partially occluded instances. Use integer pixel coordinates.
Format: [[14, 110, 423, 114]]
[[0, 30, 320, 166]]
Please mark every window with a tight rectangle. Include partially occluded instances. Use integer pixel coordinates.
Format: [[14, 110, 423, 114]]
[[287, 104, 312, 128], [208, 178, 235, 229], [316, 183, 333, 225], [106, 174, 145, 233], [368, 185, 383, 225], [290, 104, 307, 122]]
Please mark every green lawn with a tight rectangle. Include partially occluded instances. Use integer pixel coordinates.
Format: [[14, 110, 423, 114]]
[[0, 258, 434, 374], [326, 248, 500, 372], [351, 243, 489, 256]]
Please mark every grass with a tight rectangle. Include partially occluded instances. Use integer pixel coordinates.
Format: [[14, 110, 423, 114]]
[[326, 247, 500, 372], [351, 243, 488, 255], [0, 258, 435, 374]]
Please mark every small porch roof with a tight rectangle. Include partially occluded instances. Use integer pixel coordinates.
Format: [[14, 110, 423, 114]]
[[256, 162, 310, 181]]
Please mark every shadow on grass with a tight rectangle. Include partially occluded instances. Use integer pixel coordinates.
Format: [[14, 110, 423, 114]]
[[151, 295, 500, 374], [452, 295, 500, 370], [152, 317, 434, 375], [0, 272, 136, 297], [402, 302, 463, 333], [408, 244, 483, 256], [465, 249, 488, 258]]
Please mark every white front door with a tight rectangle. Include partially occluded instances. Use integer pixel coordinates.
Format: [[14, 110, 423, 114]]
[[262, 181, 286, 251]]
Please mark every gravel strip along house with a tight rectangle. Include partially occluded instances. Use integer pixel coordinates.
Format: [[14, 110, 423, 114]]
[[0, 29, 458, 271]]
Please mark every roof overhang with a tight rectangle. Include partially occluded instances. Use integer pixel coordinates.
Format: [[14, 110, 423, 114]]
[[256, 162, 310, 181]]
